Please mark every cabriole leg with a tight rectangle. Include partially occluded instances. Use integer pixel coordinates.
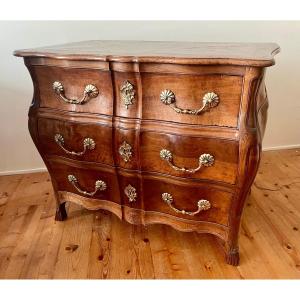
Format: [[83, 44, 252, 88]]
[[225, 245, 240, 266], [55, 202, 67, 221]]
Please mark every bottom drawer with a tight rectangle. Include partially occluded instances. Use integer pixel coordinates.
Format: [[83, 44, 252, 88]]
[[47, 158, 232, 226], [142, 177, 233, 226], [47, 159, 120, 204]]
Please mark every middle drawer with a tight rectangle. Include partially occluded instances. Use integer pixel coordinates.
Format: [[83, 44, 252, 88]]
[[139, 131, 238, 185], [38, 117, 114, 165], [38, 117, 238, 184]]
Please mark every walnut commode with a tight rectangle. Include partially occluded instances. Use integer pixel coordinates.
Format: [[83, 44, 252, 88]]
[[14, 40, 279, 265]]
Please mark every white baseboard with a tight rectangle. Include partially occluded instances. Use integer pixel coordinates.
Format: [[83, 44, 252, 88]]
[[262, 144, 300, 151], [0, 167, 47, 176], [0, 144, 299, 176]]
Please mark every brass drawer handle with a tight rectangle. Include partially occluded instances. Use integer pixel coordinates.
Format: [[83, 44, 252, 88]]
[[68, 175, 107, 196], [162, 193, 211, 216], [160, 150, 214, 173], [54, 134, 95, 156], [52, 81, 99, 104], [160, 90, 219, 115]]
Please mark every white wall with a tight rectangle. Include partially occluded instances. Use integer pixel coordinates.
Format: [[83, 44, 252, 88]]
[[1, 21, 300, 174]]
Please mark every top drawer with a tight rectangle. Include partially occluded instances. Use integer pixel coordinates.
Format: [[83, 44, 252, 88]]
[[32, 66, 113, 115], [141, 73, 243, 127]]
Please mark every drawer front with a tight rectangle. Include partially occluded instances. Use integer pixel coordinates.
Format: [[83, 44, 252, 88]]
[[46, 158, 232, 225], [38, 117, 113, 165], [140, 131, 238, 184], [33, 66, 113, 114], [141, 73, 242, 127], [38, 118, 238, 184], [142, 177, 232, 226], [47, 160, 120, 203]]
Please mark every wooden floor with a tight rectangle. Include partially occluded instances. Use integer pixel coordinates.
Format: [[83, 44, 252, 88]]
[[0, 148, 300, 279]]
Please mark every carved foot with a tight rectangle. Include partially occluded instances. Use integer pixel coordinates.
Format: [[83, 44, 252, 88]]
[[55, 202, 67, 221], [225, 248, 240, 266]]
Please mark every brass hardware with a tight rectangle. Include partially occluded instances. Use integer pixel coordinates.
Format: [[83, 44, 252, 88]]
[[119, 141, 133, 162], [54, 134, 95, 156], [120, 80, 135, 109], [160, 90, 219, 115], [162, 193, 211, 216], [67, 175, 106, 196], [52, 81, 99, 104], [124, 184, 137, 202], [160, 149, 214, 173]]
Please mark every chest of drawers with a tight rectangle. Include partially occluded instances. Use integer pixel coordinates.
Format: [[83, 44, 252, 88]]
[[14, 41, 279, 265]]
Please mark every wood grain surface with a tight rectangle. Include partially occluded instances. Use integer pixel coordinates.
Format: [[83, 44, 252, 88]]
[[37, 117, 114, 165], [14, 40, 280, 66], [0, 148, 299, 279], [140, 73, 243, 127], [32, 66, 113, 115]]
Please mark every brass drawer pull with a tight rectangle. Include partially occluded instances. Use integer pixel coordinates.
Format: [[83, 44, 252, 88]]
[[160, 90, 219, 115], [162, 193, 211, 216], [54, 134, 95, 156], [160, 150, 214, 173], [68, 175, 107, 196], [52, 81, 99, 104]]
